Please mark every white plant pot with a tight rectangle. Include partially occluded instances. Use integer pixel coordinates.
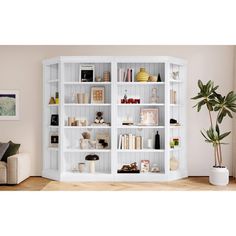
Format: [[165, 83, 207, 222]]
[[209, 167, 229, 186]]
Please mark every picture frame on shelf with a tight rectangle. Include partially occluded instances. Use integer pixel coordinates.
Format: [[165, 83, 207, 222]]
[[140, 108, 159, 126], [140, 160, 150, 173], [50, 134, 59, 147], [80, 65, 95, 82], [0, 90, 20, 120], [96, 133, 109, 149], [50, 114, 59, 126], [91, 87, 105, 104]]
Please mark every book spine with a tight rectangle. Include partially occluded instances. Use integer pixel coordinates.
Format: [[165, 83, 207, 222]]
[[121, 136, 125, 149]]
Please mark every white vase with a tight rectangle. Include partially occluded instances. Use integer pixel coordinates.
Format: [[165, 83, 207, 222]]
[[209, 167, 229, 186]]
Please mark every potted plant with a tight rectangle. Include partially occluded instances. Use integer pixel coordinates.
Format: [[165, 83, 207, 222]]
[[192, 80, 236, 186]]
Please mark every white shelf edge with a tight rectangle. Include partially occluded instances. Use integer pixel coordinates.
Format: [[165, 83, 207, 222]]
[[170, 125, 181, 128], [169, 80, 182, 83], [117, 82, 165, 85], [64, 126, 111, 129], [48, 104, 59, 107], [64, 82, 111, 85], [48, 80, 59, 83], [64, 103, 111, 106], [64, 149, 111, 153], [117, 149, 164, 153], [117, 103, 165, 106], [117, 125, 165, 129], [48, 147, 59, 151]]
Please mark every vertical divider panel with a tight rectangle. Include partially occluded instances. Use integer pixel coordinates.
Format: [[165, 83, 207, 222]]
[[181, 64, 188, 175], [111, 59, 117, 176], [42, 64, 48, 172], [59, 61, 64, 179], [165, 61, 170, 175]]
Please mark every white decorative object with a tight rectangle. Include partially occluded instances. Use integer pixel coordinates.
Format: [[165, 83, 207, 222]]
[[140, 108, 158, 125], [147, 139, 153, 149], [209, 167, 229, 186], [150, 87, 158, 103]]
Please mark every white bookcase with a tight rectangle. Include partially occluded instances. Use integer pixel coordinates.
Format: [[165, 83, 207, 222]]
[[42, 56, 187, 181]]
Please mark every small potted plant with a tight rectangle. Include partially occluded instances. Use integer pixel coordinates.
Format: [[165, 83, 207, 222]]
[[192, 80, 236, 186]]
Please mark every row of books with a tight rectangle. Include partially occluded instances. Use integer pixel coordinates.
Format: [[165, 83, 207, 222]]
[[118, 134, 143, 150], [118, 68, 135, 82]]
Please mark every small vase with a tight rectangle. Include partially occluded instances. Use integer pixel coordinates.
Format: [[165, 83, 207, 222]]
[[136, 68, 149, 82], [170, 156, 179, 171]]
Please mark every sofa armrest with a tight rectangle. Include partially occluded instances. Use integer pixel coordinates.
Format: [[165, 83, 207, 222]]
[[7, 153, 31, 184]]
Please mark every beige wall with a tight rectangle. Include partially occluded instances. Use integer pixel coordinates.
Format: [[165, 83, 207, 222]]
[[0, 46, 234, 176]]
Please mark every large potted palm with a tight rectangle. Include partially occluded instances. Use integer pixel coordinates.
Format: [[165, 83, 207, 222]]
[[192, 80, 236, 186]]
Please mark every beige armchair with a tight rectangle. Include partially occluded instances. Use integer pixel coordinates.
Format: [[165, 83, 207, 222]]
[[0, 153, 30, 184]]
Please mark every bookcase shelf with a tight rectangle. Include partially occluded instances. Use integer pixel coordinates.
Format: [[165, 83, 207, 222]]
[[117, 149, 165, 153], [117, 82, 165, 85], [43, 56, 187, 182], [117, 103, 165, 106]]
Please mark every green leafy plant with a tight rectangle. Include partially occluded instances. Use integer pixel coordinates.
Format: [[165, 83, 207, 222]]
[[192, 80, 236, 167]]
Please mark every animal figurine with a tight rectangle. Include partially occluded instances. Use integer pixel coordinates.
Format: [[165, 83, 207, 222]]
[[94, 111, 104, 124]]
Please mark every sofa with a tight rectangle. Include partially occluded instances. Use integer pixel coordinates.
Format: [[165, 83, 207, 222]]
[[0, 153, 31, 184]]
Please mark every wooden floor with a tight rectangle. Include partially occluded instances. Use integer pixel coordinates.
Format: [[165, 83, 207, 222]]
[[0, 176, 236, 191]]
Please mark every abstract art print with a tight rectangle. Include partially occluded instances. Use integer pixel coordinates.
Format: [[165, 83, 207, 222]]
[[0, 90, 20, 120]]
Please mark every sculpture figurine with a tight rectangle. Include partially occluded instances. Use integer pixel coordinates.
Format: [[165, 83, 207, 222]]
[[150, 87, 159, 103], [94, 111, 104, 124]]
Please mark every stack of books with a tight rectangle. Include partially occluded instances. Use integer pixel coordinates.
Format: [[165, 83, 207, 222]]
[[118, 134, 143, 150], [118, 68, 135, 82]]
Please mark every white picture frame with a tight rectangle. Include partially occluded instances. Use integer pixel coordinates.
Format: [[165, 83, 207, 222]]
[[0, 90, 20, 120], [140, 108, 158, 126]]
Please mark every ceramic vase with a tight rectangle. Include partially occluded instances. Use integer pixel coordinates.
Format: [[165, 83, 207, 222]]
[[136, 68, 149, 82]]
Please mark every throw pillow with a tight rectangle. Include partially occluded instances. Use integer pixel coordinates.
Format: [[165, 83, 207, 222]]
[[1, 141, 21, 162], [0, 142, 9, 161]]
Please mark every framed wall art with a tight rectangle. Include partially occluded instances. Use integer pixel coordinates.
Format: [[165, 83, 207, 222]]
[[91, 87, 105, 104], [80, 65, 95, 82], [0, 90, 20, 120]]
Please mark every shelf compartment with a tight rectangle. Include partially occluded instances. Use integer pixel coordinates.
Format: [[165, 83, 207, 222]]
[[64, 62, 111, 83], [117, 105, 165, 127], [117, 84, 165, 104], [117, 152, 165, 175], [117, 62, 165, 82], [64, 152, 111, 174]]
